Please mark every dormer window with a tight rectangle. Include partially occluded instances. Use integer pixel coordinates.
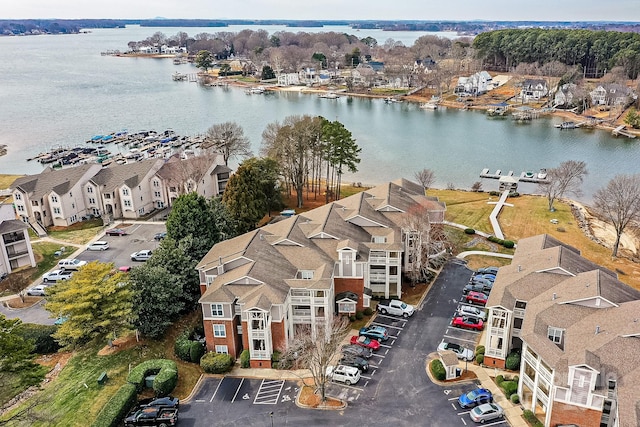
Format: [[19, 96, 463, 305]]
[[548, 326, 564, 347], [299, 270, 314, 280], [372, 236, 387, 243]]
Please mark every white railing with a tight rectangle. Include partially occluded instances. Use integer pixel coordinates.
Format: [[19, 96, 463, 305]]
[[513, 308, 526, 318], [290, 296, 310, 304], [489, 327, 505, 336], [524, 350, 537, 366], [369, 272, 387, 282], [250, 330, 267, 339], [538, 366, 552, 383], [369, 256, 387, 263], [485, 348, 504, 358], [293, 309, 311, 317], [313, 297, 326, 305], [512, 329, 521, 337], [252, 350, 270, 360]]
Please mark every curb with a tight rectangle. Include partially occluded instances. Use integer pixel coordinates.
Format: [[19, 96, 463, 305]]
[[180, 373, 206, 404], [294, 385, 347, 411]]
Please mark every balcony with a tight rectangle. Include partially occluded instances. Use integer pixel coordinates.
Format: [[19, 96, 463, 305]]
[[513, 308, 526, 318], [6, 248, 29, 260], [249, 330, 267, 339], [3, 234, 26, 244], [369, 272, 387, 282], [369, 256, 387, 264], [485, 348, 505, 358], [252, 350, 270, 360], [290, 296, 311, 304]]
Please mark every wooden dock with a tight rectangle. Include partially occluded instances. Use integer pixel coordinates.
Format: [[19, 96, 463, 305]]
[[612, 125, 636, 139], [480, 169, 549, 184]]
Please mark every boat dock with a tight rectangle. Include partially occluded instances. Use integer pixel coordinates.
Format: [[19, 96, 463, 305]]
[[480, 169, 549, 184], [612, 125, 637, 139]]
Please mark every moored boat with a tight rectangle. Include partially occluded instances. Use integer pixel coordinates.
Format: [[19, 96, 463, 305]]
[[537, 168, 548, 180]]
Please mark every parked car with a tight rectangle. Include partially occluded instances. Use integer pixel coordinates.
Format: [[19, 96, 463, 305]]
[[26, 285, 48, 296], [105, 228, 127, 236], [138, 396, 179, 409], [131, 250, 153, 261], [438, 341, 474, 361], [469, 403, 504, 423], [87, 241, 109, 251], [57, 258, 87, 271], [339, 355, 369, 372], [124, 406, 178, 427], [350, 335, 381, 351], [326, 365, 361, 386], [458, 388, 493, 409], [153, 232, 167, 241], [54, 316, 68, 326], [42, 269, 73, 283], [341, 344, 372, 359], [457, 305, 486, 321], [452, 315, 484, 331], [463, 283, 491, 296], [376, 299, 415, 317], [359, 325, 389, 342], [471, 274, 495, 284], [477, 266, 499, 275], [466, 291, 488, 306]]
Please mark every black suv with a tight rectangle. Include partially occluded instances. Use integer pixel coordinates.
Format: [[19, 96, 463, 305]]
[[339, 355, 369, 372]]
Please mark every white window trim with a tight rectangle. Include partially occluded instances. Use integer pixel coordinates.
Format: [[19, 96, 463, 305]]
[[211, 303, 223, 317], [213, 324, 226, 337], [548, 326, 563, 344], [215, 345, 229, 354]]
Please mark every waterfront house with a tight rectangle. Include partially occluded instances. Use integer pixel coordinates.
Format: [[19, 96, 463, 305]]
[[455, 71, 493, 96], [0, 203, 36, 276], [520, 79, 549, 103], [589, 83, 635, 107], [277, 73, 300, 86], [483, 234, 640, 427], [553, 83, 581, 108], [196, 179, 446, 367]]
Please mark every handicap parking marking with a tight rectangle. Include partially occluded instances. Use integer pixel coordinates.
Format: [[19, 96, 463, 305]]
[[253, 379, 285, 404]]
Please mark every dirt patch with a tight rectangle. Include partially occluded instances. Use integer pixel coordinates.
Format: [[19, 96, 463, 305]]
[[4, 295, 43, 308], [297, 383, 344, 409], [572, 201, 639, 257], [98, 333, 142, 356]]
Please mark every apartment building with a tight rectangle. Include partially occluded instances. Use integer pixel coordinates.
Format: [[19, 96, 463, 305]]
[[0, 203, 36, 275], [11, 154, 228, 230], [484, 234, 640, 427], [196, 179, 446, 368]]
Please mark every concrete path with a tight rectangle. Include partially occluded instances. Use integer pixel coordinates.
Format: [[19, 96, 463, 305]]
[[456, 251, 514, 260], [488, 190, 511, 240]]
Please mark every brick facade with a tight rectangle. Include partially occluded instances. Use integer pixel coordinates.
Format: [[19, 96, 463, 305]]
[[203, 318, 243, 358], [334, 277, 365, 311], [549, 401, 602, 427], [271, 320, 287, 354], [482, 355, 506, 369]]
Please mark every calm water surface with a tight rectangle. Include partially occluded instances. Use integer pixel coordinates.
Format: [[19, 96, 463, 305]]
[[0, 26, 638, 202]]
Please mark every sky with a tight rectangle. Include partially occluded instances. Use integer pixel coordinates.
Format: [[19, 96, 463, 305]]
[[3, 0, 638, 22]]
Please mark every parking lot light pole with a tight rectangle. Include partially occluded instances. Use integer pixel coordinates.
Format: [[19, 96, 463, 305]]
[[269, 411, 274, 427]]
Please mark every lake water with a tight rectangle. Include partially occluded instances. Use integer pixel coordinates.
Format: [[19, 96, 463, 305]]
[[0, 25, 638, 202]]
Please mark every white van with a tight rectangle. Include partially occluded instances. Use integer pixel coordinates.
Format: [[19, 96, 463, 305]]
[[87, 241, 109, 251], [326, 365, 361, 386]]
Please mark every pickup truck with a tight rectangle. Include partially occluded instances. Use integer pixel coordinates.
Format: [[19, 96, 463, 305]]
[[124, 406, 178, 427], [376, 299, 415, 317]]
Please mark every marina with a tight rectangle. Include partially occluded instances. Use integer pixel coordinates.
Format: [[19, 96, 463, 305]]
[[480, 168, 550, 185]]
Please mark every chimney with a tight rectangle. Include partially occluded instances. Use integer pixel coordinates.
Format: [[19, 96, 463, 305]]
[[595, 325, 600, 335], [517, 265, 522, 272], [552, 293, 556, 300]]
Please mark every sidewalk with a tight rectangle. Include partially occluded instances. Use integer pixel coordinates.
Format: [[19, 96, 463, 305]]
[[426, 353, 527, 427]]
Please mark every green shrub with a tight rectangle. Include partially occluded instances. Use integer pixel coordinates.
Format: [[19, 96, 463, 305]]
[[508, 191, 520, 197], [355, 311, 364, 320], [510, 393, 520, 404], [271, 350, 281, 368], [464, 228, 475, 234], [503, 240, 515, 248], [127, 359, 178, 393], [475, 354, 484, 365], [349, 316, 356, 322], [15, 323, 60, 354], [523, 409, 544, 426], [240, 350, 250, 368], [189, 341, 205, 364], [153, 368, 178, 397], [475, 345, 485, 355], [489, 191, 500, 196], [91, 383, 137, 427], [506, 351, 521, 371], [363, 307, 373, 316], [201, 352, 234, 374], [513, 375, 519, 383], [430, 359, 446, 381], [496, 374, 504, 385], [501, 380, 518, 397], [174, 330, 192, 362]]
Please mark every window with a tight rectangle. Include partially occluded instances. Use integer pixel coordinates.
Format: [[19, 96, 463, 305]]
[[31, 200, 38, 206], [372, 236, 387, 243], [16, 205, 24, 212], [87, 186, 93, 193], [70, 215, 77, 223], [53, 207, 61, 214], [211, 304, 223, 317], [122, 188, 129, 196], [51, 195, 58, 203], [213, 324, 226, 337], [548, 326, 563, 344], [153, 180, 159, 187], [124, 200, 131, 207], [89, 198, 95, 204], [215, 345, 228, 354], [15, 193, 21, 200], [140, 196, 143, 201], [138, 207, 144, 215], [338, 302, 356, 314], [104, 193, 111, 199], [300, 270, 314, 280], [71, 203, 75, 209], [69, 192, 72, 197], [154, 191, 161, 198]]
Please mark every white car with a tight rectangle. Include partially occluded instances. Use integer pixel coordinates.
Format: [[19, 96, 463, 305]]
[[438, 341, 475, 361], [131, 250, 152, 261], [326, 365, 361, 386], [26, 285, 48, 296], [42, 269, 72, 283], [87, 241, 109, 251], [57, 258, 87, 270], [457, 305, 487, 321]]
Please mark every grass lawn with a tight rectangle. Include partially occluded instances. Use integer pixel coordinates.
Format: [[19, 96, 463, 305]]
[[0, 174, 21, 189], [47, 219, 104, 245]]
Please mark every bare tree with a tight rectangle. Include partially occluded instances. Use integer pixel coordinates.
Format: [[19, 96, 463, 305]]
[[402, 204, 449, 285], [593, 174, 640, 257], [414, 169, 436, 195], [202, 122, 253, 166], [539, 160, 588, 211], [279, 317, 349, 404]]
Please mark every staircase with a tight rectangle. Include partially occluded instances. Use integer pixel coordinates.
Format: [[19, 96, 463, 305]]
[[29, 220, 47, 238]]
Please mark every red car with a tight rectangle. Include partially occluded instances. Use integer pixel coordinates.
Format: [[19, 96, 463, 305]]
[[452, 316, 484, 331], [466, 291, 488, 306], [350, 335, 381, 351]]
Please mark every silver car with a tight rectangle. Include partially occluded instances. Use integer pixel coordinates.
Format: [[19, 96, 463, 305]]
[[130, 250, 152, 261], [26, 285, 48, 296], [42, 269, 72, 283], [470, 403, 504, 423], [457, 305, 487, 321]]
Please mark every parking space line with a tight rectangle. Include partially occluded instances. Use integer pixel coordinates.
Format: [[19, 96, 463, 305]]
[[457, 410, 471, 415], [447, 397, 459, 401], [360, 374, 372, 380], [369, 363, 379, 369], [477, 420, 508, 427], [375, 314, 408, 323], [231, 378, 245, 402], [328, 380, 364, 392], [461, 418, 467, 425], [372, 322, 404, 330], [443, 335, 478, 344], [371, 353, 385, 358], [379, 343, 392, 349], [253, 379, 285, 404], [209, 379, 223, 403]]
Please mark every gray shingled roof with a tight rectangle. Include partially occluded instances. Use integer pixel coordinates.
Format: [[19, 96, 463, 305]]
[[0, 219, 28, 234], [12, 164, 99, 200], [91, 159, 161, 191]]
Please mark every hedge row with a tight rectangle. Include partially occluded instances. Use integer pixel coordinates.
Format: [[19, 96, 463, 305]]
[[91, 383, 137, 427], [127, 359, 178, 395], [523, 410, 544, 427], [201, 352, 234, 374], [487, 235, 515, 249], [430, 359, 446, 381], [240, 350, 250, 368]]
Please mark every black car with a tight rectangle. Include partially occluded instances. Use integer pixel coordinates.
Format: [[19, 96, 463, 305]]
[[153, 232, 167, 241], [463, 282, 491, 295], [341, 344, 373, 359], [105, 228, 127, 236], [339, 355, 369, 372], [138, 396, 179, 408]]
